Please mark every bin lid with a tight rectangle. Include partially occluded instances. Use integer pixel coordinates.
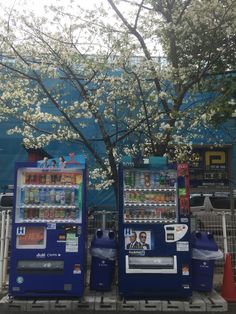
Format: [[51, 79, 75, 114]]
[[191, 231, 218, 251], [91, 229, 118, 249]]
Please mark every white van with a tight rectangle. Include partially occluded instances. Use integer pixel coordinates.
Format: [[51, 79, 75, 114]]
[[0, 192, 13, 211], [190, 194, 236, 212]]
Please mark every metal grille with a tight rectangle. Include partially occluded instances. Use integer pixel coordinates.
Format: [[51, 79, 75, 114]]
[[2, 210, 236, 291], [87, 210, 118, 235]]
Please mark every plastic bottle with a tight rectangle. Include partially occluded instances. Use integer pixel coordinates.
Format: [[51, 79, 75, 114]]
[[24, 208, 28, 219], [124, 171, 130, 187], [153, 173, 160, 188], [140, 172, 145, 188], [39, 207, 44, 219], [29, 188, 34, 204], [55, 190, 61, 204], [60, 190, 65, 205], [60, 208, 65, 219], [44, 208, 50, 219], [39, 188, 46, 204], [34, 188, 40, 204], [130, 172, 135, 188], [49, 208, 55, 219], [70, 190, 75, 205], [55, 208, 60, 219], [19, 208, 24, 220], [144, 172, 151, 188], [24, 187, 29, 204], [45, 189, 50, 204], [40, 174, 46, 184], [46, 174, 51, 185], [50, 189, 56, 204]]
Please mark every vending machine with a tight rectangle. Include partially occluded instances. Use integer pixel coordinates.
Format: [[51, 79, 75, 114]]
[[9, 154, 86, 298], [118, 156, 191, 299]]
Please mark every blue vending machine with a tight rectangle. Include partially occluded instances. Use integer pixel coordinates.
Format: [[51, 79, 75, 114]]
[[118, 156, 192, 299], [9, 154, 87, 298]]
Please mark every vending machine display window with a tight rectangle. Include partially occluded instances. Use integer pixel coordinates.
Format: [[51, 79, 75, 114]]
[[123, 169, 177, 223], [16, 226, 46, 249], [15, 167, 83, 224]]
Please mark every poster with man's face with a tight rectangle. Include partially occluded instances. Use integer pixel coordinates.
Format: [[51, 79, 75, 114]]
[[124, 229, 151, 250]]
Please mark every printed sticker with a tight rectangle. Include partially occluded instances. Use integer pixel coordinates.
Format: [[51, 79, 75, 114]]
[[176, 241, 189, 251]]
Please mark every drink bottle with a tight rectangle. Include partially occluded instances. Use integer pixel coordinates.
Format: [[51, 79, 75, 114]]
[[55, 208, 60, 219], [60, 190, 65, 205], [49, 208, 55, 219], [124, 171, 129, 187], [29, 188, 34, 204], [60, 208, 65, 218], [55, 190, 61, 204], [39, 188, 46, 204], [45, 189, 50, 204], [44, 208, 50, 219], [140, 172, 145, 188], [51, 174, 56, 184], [31, 174, 37, 184], [40, 174, 46, 184], [24, 187, 29, 204], [153, 173, 160, 188], [76, 174, 82, 184], [19, 208, 24, 220], [34, 188, 40, 204], [130, 172, 135, 187], [135, 172, 140, 188], [39, 207, 44, 219], [159, 173, 164, 186], [144, 172, 151, 188], [25, 174, 30, 184], [50, 189, 56, 204], [65, 190, 71, 205], [70, 190, 75, 205], [46, 174, 51, 185]]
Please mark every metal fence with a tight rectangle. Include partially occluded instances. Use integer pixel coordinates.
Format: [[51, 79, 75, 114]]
[[1, 210, 235, 292], [191, 211, 236, 288]]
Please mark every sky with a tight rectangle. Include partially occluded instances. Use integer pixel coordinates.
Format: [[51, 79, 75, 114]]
[[0, 0, 103, 13], [0, 0, 163, 55]]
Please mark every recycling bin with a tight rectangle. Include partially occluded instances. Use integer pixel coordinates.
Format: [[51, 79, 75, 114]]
[[90, 229, 117, 291], [191, 231, 223, 291]]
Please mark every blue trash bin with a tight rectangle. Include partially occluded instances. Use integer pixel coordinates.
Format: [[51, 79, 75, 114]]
[[191, 231, 222, 292], [90, 229, 117, 291]]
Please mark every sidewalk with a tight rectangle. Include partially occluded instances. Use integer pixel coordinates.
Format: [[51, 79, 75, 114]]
[[0, 287, 230, 313]]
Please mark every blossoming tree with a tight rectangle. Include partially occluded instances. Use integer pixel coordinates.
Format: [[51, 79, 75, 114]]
[[0, 0, 235, 201]]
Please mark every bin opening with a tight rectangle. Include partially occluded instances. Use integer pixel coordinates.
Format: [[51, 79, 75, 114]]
[[96, 229, 103, 238]]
